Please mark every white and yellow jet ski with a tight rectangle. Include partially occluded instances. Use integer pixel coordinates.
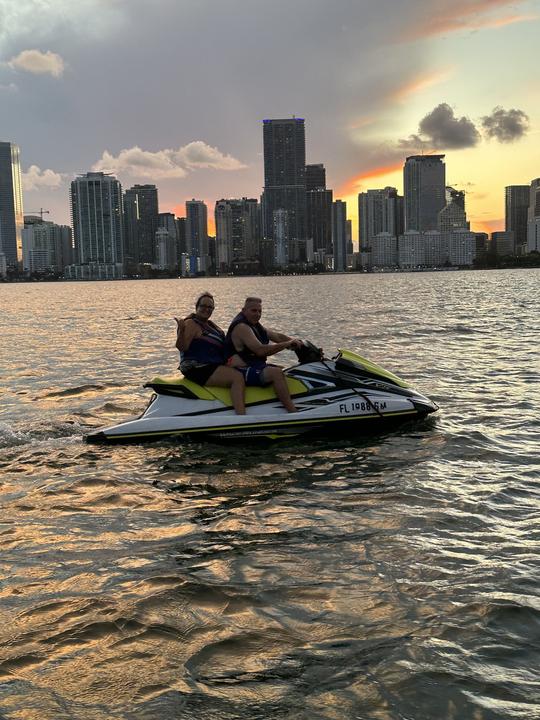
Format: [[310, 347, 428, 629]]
[[85, 343, 438, 443]]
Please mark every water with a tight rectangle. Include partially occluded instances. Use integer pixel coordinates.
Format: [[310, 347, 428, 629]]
[[0, 270, 539, 720]]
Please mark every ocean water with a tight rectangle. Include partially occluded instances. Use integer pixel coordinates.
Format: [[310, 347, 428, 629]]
[[0, 269, 539, 720]]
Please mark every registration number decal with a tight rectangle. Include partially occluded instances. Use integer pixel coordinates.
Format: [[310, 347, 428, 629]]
[[339, 400, 387, 414]]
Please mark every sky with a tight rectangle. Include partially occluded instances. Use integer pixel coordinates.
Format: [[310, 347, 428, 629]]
[[1, 0, 539, 240]]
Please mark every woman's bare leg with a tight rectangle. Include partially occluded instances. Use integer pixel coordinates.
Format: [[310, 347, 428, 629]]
[[206, 366, 246, 415]]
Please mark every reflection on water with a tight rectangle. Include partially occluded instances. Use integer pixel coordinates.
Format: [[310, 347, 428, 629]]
[[0, 270, 539, 719]]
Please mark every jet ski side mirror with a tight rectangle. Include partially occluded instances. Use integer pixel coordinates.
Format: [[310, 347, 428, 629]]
[[294, 341, 324, 364]]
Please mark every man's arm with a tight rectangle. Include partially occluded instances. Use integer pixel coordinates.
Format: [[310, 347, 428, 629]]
[[232, 324, 293, 358], [267, 328, 302, 348]]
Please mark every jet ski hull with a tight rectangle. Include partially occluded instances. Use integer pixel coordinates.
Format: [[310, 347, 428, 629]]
[[85, 349, 438, 444]]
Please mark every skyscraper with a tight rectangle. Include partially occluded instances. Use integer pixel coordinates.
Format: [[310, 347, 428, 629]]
[[0, 141, 24, 267], [404, 155, 446, 232], [262, 117, 307, 264], [186, 199, 209, 270], [332, 200, 347, 272], [527, 178, 540, 253], [123, 184, 159, 264], [215, 198, 260, 272], [70, 172, 124, 277], [505, 185, 529, 252], [306, 164, 326, 191], [358, 187, 403, 265]]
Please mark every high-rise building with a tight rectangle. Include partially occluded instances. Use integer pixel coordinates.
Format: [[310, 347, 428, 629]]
[[358, 187, 403, 265], [273, 209, 289, 268], [123, 184, 159, 264], [505, 185, 529, 253], [446, 186, 465, 209], [306, 164, 326, 191], [438, 197, 469, 233], [262, 117, 307, 264], [214, 198, 260, 273], [70, 172, 124, 278], [186, 199, 209, 270], [404, 155, 446, 232], [332, 200, 347, 272], [306, 188, 333, 255], [22, 218, 72, 273], [491, 231, 515, 256], [527, 178, 540, 253], [0, 141, 24, 268], [156, 212, 178, 271]]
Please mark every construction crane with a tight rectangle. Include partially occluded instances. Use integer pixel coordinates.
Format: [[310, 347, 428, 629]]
[[27, 208, 50, 221]]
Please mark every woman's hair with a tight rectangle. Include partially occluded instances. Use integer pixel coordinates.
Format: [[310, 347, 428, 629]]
[[195, 292, 214, 308]]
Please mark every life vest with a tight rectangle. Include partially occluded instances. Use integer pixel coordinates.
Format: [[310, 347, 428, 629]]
[[226, 312, 270, 365], [180, 315, 227, 366]]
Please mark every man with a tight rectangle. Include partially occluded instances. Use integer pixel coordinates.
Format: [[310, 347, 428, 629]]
[[226, 297, 301, 412]]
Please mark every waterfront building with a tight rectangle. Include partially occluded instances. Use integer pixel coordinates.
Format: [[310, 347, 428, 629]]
[[215, 198, 260, 273], [346, 219, 353, 255], [475, 232, 489, 255], [371, 232, 397, 268], [358, 187, 403, 266], [155, 227, 178, 271], [332, 200, 348, 272], [186, 199, 209, 271], [176, 217, 186, 257], [398, 230, 425, 268], [306, 188, 333, 256], [404, 155, 446, 232], [262, 117, 307, 264], [505, 185, 529, 254], [123, 184, 159, 265], [69, 172, 124, 278], [155, 213, 178, 271], [492, 231, 515, 256], [438, 195, 469, 233], [445, 187, 465, 209], [423, 230, 444, 267], [306, 163, 326, 191], [0, 141, 24, 268], [273, 209, 289, 269], [445, 229, 476, 265], [527, 179, 540, 253], [22, 218, 72, 273]]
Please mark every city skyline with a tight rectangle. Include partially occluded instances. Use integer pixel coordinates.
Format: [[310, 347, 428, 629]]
[[1, 0, 539, 238]]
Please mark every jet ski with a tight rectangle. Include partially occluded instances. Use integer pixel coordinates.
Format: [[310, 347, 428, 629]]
[[85, 343, 438, 443]]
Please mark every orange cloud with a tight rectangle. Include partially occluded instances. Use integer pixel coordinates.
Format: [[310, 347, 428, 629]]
[[337, 162, 403, 197], [407, 0, 536, 39], [391, 69, 452, 103]]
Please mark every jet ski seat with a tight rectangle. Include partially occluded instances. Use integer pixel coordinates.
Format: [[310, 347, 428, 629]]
[[145, 375, 309, 407]]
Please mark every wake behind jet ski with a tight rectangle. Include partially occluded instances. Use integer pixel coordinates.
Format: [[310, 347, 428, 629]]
[[85, 342, 438, 443]]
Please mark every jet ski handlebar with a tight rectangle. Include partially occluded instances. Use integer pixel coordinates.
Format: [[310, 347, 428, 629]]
[[294, 340, 324, 364]]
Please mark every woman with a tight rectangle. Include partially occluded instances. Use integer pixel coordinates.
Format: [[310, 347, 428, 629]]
[[175, 292, 245, 415]]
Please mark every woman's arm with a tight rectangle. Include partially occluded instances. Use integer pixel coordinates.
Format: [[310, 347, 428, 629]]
[[175, 318, 200, 352]]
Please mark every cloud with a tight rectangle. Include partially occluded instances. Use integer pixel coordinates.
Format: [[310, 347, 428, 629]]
[[407, 0, 536, 39], [338, 161, 404, 197], [0, 82, 18, 92], [22, 165, 64, 190], [92, 142, 247, 179], [399, 103, 480, 150], [481, 106, 530, 143], [8, 49, 65, 77], [391, 69, 453, 103]]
